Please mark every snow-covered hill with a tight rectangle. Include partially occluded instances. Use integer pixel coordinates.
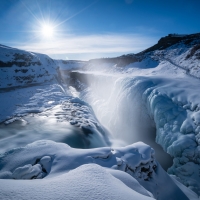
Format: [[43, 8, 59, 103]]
[[84, 33, 200, 77], [0, 45, 58, 89], [0, 45, 86, 89]]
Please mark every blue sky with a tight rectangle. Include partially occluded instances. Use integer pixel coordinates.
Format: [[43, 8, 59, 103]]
[[0, 0, 200, 60]]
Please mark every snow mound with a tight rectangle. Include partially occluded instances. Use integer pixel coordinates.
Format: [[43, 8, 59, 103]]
[[0, 140, 193, 199], [0, 163, 154, 200]]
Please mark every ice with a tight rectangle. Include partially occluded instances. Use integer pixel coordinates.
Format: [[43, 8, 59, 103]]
[[39, 156, 52, 174], [11, 155, 52, 179], [0, 92, 111, 154], [0, 45, 57, 89], [0, 71, 112, 152], [138, 77, 200, 194]]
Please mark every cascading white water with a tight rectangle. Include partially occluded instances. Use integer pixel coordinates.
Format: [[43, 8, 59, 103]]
[[75, 71, 173, 170], [0, 70, 173, 170]]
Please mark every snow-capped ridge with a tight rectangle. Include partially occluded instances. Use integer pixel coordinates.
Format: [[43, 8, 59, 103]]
[[0, 45, 57, 89], [141, 33, 200, 54], [82, 32, 200, 79]]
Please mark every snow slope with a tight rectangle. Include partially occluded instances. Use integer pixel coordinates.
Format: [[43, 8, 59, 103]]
[[0, 82, 66, 122], [0, 45, 57, 88], [83, 33, 200, 78], [0, 44, 86, 89]]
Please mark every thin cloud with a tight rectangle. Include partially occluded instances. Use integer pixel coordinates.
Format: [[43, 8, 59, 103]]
[[16, 33, 156, 55]]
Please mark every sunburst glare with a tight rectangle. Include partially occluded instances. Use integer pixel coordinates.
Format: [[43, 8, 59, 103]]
[[41, 24, 54, 38]]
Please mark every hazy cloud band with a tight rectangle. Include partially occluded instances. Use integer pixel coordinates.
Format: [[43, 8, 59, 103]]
[[15, 34, 156, 55]]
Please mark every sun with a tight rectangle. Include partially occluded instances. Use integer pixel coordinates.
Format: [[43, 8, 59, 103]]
[[41, 24, 54, 38]]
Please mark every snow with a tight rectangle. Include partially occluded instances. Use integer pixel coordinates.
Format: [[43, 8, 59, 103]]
[[1, 34, 200, 199], [151, 40, 200, 79], [0, 164, 154, 200], [0, 45, 86, 89], [0, 45, 57, 89], [0, 140, 194, 200], [125, 57, 159, 69]]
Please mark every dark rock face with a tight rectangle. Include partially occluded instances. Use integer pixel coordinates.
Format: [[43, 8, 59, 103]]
[[186, 44, 200, 59], [142, 33, 200, 53], [0, 53, 41, 68], [88, 55, 141, 68]]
